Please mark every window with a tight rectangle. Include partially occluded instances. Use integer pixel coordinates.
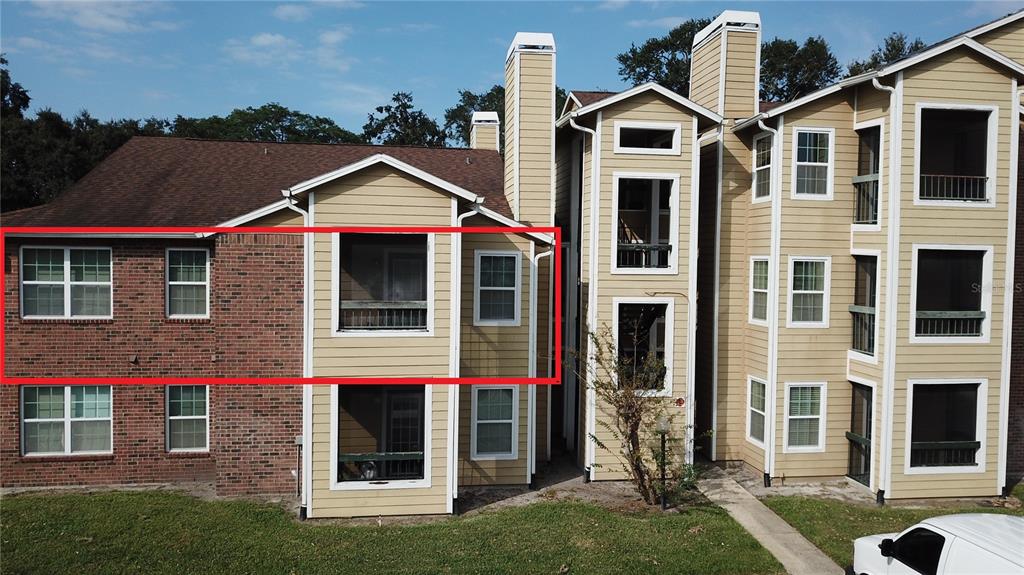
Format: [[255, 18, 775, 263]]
[[792, 128, 834, 198], [167, 385, 208, 451], [614, 299, 672, 396], [892, 528, 946, 575], [613, 121, 681, 155], [908, 381, 984, 471], [749, 257, 769, 324], [336, 233, 430, 333], [471, 386, 518, 459], [912, 247, 989, 340], [916, 105, 995, 203], [22, 385, 112, 455], [337, 385, 427, 484], [847, 382, 873, 487], [474, 251, 521, 326], [854, 125, 881, 225], [850, 255, 877, 356], [747, 377, 766, 446], [21, 247, 112, 319], [784, 383, 825, 452], [788, 257, 830, 327], [167, 249, 209, 318], [752, 133, 772, 201], [613, 174, 678, 272]]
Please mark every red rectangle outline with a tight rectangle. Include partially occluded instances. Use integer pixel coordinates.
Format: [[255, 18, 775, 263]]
[[0, 226, 561, 386]]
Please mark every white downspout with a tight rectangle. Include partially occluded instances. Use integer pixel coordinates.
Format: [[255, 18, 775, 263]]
[[283, 192, 311, 518], [757, 119, 781, 483], [451, 202, 482, 508], [530, 247, 553, 483]]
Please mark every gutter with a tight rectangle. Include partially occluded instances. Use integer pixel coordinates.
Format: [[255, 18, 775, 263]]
[[758, 118, 781, 486], [529, 246, 553, 485]]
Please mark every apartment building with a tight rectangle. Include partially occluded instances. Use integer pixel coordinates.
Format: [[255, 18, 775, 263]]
[[2, 9, 1022, 516]]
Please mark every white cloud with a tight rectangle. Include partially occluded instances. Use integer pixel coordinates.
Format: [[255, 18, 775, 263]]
[[316, 27, 354, 73], [597, 0, 630, 10], [319, 27, 350, 45], [5, 36, 73, 61], [627, 16, 689, 29], [27, 1, 180, 34], [377, 22, 439, 34], [273, 4, 311, 22], [317, 81, 387, 115], [224, 33, 303, 67]]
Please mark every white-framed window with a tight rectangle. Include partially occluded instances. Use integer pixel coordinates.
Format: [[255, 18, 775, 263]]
[[473, 250, 521, 326], [791, 127, 835, 199], [749, 257, 769, 325], [913, 103, 997, 206], [612, 297, 674, 397], [470, 385, 519, 460], [20, 246, 112, 319], [166, 385, 209, 452], [613, 120, 682, 155], [787, 256, 831, 328], [611, 172, 680, 274], [909, 244, 992, 344], [21, 385, 112, 456], [905, 379, 987, 475], [752, 132, 773, 202], [783, 382, 826, 453], [747, 376, 767, 447], [166, 248, 210, 319]]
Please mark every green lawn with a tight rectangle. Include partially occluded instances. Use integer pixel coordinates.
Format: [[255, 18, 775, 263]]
[[763, 495, 1024, 568], [0, 491, 782, 575]]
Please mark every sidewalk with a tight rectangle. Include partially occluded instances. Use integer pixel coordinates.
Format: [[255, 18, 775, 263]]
[[698, 466, 844, 575]]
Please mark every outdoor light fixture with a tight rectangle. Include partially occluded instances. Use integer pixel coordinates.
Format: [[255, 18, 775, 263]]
[[656, 415, 670, 510]]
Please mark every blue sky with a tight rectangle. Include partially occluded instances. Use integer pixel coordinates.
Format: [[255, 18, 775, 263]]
[[2, 1, 1022, 132]]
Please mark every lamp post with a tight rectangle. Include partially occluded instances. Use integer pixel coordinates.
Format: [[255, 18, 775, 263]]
[[655, 415, 670, 510]]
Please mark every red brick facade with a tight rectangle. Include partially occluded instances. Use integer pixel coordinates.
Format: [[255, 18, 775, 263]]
[[1, 234, 303, 495]]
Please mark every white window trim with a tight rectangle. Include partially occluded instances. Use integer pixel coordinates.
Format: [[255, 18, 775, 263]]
[[330, 233, 436, 338], [790, 126, 836, 200], [782, 381, 827, 453], [469, 384, 520, 461], [912, 102, 998, 207], [613, 120, 682, 156], [165, 248, 211, 319], [473, 250, 522, 327], [909, 244, 993, 344], [749, 256, 769, 326], [610, 171, 681, 275], [851, 118, 884, 233], [786, 256, 832, 328], [611, 296, 675, 398], [328, 385, 433, 491], [746, 376, 767, 449], [20, 385, 113, 457], [848, 249, 881, 366], [165, 384, 210, 453], [904, 378, 988, 475], [19, 246, 113, 320], [752, 131, 773, 204]]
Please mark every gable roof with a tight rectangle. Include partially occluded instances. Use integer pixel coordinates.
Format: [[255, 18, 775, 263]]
[[557, 82, 723, 128], [2, 137, 511, 227]]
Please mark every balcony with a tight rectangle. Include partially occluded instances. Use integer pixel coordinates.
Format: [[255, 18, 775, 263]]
[[913, 249, 986, 339], [918, 108, 991, 203], [853, 175, 879, 225], [338, 233, 429, 332], [340, 300, 428, 330], [615, 176, 674, 271], [914, 310, 985, 337], [849, 305, 875, 355], [919, 174, 988, 202], [616, 243, 672, 269], [910, 440, 981, 467]]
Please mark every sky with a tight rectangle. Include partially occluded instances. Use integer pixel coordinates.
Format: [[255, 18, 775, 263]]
[[2, 0, 1023, 133]]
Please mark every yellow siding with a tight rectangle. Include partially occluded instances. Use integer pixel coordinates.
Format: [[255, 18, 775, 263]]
[[504, 54, 519, 216], [471, 124, 499, 151], [518, 53, 555, 227], [690, 35, 722, 114], [723, 29, 759, 120], [974, 18, 1024, 65]]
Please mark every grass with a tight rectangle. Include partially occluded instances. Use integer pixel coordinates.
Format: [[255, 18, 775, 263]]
[[763, 495, 1024, 567], [0, 491, 782, 575]]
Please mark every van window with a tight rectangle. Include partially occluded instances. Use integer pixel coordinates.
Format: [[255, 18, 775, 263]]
[[893, 528, 945, 575]]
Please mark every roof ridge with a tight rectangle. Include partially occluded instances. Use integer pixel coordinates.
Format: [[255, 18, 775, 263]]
[[129, 135, 491, 153]]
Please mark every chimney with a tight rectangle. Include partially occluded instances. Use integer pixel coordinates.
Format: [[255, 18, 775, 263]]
[[504, 32, 556, 226], [689, 11, 761, 120], [470, 111, 500, 151]]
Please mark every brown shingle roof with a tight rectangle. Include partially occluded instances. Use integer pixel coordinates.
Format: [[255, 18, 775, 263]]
[[2, 137, 510, 227], [571, 90, 618, 108]]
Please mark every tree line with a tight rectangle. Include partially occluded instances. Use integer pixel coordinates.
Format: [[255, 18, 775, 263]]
[[1, 20, 925, 212]]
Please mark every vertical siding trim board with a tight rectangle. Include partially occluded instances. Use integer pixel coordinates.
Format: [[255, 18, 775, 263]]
[[902, 379, 989, 476], [585, 112, 603, 480], [718, 31, 727, 115], [550, 51, 557, 227], [999, 81, 1020, 493], [851, 117, 885, 234], [608, 171, 681, 275], [847, 373, 880, 492], [686, 117, 700, 463], [911, 102, 999, 208], [907, 244, 994, 345], [515, 53, 521, 219]]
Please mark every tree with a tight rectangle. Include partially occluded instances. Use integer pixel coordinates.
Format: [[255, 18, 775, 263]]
[[848, 32, 927, 76], [1, 55, 30, 120], [443, 85, 568, 149], [362, 92, 445, 147], [170, 103, 360, 144], [760, 36, 842, 102], [616, 17, 713, 96]]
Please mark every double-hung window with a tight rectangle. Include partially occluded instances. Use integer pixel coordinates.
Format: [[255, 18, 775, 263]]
[[167, 249, 210, 318], [167, 385, 209, 451], [749, 257, 769, 324], [788, 257, 830, 327], [747, 377, 766, 446], [785, 383, 826, 452], [753, 133, 772, 201], [793, 128, 834, 199], [22, 385, 113, 455], [474, 251, 521, 326], [471, 386, 518, 460], [21, 247, 112, 319]]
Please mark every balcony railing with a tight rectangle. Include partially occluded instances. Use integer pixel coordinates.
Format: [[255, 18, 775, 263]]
[[849, 305, 875, 355], [617, 243, 672, 269], [919, 174, 988, 202], [846, 431, 870, 486], [853, 175, 879, 225], [915, 310, 985, 337], [910, 441, 980, 467], [340, 300, 428, 330], [338, 451, 425, 481]]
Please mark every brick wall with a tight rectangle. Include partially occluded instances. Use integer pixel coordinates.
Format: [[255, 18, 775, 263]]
[[1010, 124, 1024, 487], [2, 234, 303, 495]]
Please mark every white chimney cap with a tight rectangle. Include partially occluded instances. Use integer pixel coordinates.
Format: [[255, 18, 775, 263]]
[[507, 32, 555, 61], [471, 111, 500, 124]]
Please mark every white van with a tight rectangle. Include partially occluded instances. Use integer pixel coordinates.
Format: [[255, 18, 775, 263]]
[[851, 514, 1024, 575]]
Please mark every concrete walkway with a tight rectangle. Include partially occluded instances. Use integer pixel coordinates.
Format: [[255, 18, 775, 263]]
[[698, 467, 844, 575]]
